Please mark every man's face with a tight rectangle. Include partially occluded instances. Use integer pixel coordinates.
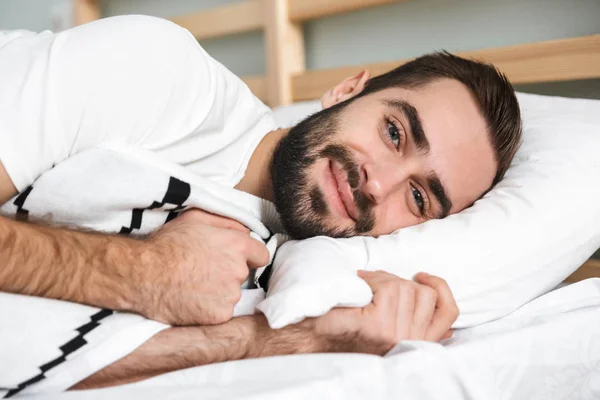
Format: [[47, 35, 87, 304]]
[[271, 78, 497, 239]]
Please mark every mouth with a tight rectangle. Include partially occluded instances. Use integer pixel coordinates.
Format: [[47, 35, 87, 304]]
[[328, 159, 359, 221]]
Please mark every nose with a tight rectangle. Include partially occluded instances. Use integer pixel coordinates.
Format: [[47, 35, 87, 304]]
[[360, 160, 411, 205]]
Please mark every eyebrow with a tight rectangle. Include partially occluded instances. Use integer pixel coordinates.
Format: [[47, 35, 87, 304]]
[[427, 175, 453, 219], [382, 99, 430, 153], [382, 98, 453, 218]]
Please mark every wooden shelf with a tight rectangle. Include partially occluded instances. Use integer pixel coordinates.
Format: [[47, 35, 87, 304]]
[[170, 0, 264, 40], [289, 0, 405, 22], [292, 34, 600, 101]]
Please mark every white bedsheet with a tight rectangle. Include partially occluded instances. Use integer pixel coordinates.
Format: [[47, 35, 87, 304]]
[[29, 278, 600, 400]]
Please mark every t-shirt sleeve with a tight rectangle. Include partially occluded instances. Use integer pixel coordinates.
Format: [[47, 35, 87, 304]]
[[0, 15, 241, 191]]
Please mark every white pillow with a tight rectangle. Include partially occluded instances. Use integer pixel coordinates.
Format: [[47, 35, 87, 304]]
[[258, 93, 600, 329]]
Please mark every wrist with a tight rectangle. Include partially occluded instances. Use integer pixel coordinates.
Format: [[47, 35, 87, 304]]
[[197, 316, 256, 363], [97, 234, 148, 312], [313, 310, 362, 353], [244, 315, 331, 358]]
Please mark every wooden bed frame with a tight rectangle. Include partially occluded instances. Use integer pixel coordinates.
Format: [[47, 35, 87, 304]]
[[72, 0, 600, 282]]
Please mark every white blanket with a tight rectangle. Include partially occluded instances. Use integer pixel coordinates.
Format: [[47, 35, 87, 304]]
[[24, 279, 600, 400], [0, 144, 284, 396], [2, 143, 597, 397]]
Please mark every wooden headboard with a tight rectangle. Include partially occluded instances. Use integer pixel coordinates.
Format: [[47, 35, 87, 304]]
[[72, 0, 600, 282]]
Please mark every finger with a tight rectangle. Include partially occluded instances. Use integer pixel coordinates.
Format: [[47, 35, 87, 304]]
[[184, 209, 250, 233], [416, 273, 460, 341], [394, 281, 414, 341], [366, 279, 399, 342], [441, 330, 454, 340], [358, 270, 401, 289], [239, 235, 271, 269], [409, 286, 437, 340]]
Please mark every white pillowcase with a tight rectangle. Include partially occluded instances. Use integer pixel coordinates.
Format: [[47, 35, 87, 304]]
[[258, 93, 600, 329]]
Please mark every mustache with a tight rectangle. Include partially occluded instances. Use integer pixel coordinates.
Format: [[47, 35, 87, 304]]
[[320, 144, 360, 189], [319, 144, 375, 231]]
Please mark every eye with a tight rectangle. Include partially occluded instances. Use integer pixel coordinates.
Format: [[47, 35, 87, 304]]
[[410, 184, 425, 214], [385, 119, 404, 150]]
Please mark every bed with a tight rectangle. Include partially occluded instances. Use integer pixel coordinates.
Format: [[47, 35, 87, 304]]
[[22, 278, 600, 399], [3, 1, 596, 399]]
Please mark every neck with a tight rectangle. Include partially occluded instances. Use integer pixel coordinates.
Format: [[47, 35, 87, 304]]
[[235, 128, 289, 201]]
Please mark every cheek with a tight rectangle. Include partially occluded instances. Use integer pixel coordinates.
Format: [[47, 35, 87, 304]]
[[371, 192, 421, 235], [338, 122, 381, 154]]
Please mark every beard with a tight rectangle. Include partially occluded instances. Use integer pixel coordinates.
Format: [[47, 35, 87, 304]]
[[270, 102, 376, 239]]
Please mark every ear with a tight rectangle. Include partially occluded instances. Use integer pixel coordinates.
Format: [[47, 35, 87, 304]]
[[321, 69, 371, 109]]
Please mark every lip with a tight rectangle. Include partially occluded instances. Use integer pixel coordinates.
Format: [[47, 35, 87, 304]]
[[323, 160, 351, 220], [330, 160, 359, 221]]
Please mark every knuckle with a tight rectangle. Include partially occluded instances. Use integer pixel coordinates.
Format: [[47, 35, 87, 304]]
[[232, 289, 242, 304], [232, 265, 249, 282], [434, 276, 450, 288], [420, 286, 437, 301], [225, 284, 243, 302], [232, 235, 250, 252], [397, 281, 415, 296], [450, 304, 460, 319], [235, 285, 243, 299], [403, 280, 417, 292], [381, 280, 398, 292], [259, 250, 270, 265], [214, 306, 234, 324]]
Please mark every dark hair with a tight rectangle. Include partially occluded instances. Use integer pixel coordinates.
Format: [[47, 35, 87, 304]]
[[357, 51, 522, 186]]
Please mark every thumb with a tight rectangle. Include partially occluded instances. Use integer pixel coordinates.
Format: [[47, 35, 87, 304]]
[[182, 209, 250, 233]]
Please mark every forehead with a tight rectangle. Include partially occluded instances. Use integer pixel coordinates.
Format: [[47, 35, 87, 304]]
[[367, 79, 497, 211]]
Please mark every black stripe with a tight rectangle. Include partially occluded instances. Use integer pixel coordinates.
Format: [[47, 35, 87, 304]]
[[59, 336, 87, 356], [39, 357, 66, 373], [3, 309, 114, 398], [119, 177, 190, 235], [76, 320, 100, 336], [257, 265, 273, 291], [13, 186, 33, 222], [90, 308, 114, 321], [162, 177, 190, 205], [254, 231, 275, 291]]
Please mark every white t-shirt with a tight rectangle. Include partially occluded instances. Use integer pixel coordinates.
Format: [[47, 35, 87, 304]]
[[0, 15, 276, 192]]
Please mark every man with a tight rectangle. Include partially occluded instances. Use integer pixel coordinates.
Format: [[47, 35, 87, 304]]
[[0, 15, 521, 388]]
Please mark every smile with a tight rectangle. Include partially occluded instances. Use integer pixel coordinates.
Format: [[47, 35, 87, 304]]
[[325, 159, 359, 221]]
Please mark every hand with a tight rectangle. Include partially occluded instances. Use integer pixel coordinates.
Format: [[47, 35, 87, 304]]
[[314, 271, 458, 355], [135, 209, 270, 326], [73, 271, 457, 389]]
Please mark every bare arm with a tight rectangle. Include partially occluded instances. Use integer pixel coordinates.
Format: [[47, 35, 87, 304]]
[[0, 162, 270, 326], [0, 213, 146, 312], [74, 272, 459, 390], [73, 315, 326, 389], [0, 161, 140, 310]]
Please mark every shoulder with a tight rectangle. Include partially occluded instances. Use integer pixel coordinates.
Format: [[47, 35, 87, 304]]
[[85, 15, 193, 41], [62, 15, 207, 68]]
